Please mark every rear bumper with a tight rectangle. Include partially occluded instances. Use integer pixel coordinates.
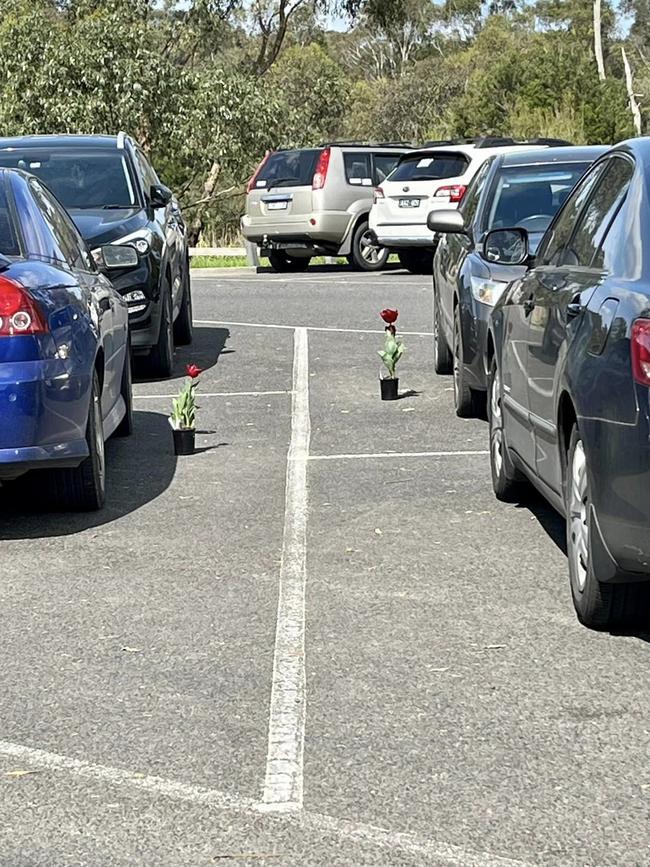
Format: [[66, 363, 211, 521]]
[[368, 220, 435, 249], [0, 360, 90, 479], [241, 212, 349, 247]]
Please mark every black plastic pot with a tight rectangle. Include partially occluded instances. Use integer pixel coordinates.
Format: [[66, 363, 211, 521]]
[[173, 428, 196, 455], [380, 378, 399, 401]]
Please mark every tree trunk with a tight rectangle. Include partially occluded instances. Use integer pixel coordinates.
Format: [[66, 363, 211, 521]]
[[593, 0, 606, 81], [187, 160, 221, 247], [622, 46, 643, 136]]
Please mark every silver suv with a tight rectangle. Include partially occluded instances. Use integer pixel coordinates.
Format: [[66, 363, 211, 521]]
[[241, 142, 411, 272]]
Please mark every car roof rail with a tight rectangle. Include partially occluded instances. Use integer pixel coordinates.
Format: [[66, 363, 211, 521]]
[[316, 140, 414, 148], [526, 137, 574, 147], [116, 131, 127, 150]]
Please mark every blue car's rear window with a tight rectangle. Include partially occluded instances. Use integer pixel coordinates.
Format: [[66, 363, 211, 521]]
[[0, 179, 19, 256]]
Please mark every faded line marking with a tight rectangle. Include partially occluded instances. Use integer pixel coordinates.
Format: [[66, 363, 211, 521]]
[[195, 319, 432, 337], [0, 740, 255, 812], [0, 740, 534, 866], [308, 450, 489, 461], [134, 391, 291, 400], [260, 326, 310, 813]]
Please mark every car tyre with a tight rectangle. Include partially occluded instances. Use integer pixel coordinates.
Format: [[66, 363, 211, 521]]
[[268, 251, 310, 273], [433, 286, 453, 374], [48, 370, 106, 511], [453, 306, 478, 417], [114, 338, 134, 438], [350, 222, 389, 272], [399, 249, 433, 274], [565, 425, 649, 629], [146, 278, 174, 379], [488, 361, 526, 503], [173, 260, 193, 346]]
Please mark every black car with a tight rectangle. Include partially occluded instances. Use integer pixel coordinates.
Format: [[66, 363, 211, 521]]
[[430, 146, 606, 417], [0, 134, 192, 378], [486, 138, 650, 629]]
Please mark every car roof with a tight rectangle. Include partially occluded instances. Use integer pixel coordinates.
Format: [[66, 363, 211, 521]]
[[499, 145, 609, 167], [0, 134, 122, 150]]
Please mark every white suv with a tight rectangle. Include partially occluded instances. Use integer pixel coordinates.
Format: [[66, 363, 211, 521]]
[[369, 137, 570, 273]]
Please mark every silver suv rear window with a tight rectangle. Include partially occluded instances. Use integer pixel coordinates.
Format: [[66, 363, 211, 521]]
[[254, 149, 322, 190], [390, 152, 470, 182]]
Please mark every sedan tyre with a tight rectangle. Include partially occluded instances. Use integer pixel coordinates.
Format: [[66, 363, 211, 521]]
[[48, 371, 106, 511], [349, 222, 389, 272], [488, 362, 526, 503], [565, 425, 649, 630], [173, 261, 193, 346], [114, 339, 134, 438], [433, 286, 453, 374], [453, 306, 477, 418]]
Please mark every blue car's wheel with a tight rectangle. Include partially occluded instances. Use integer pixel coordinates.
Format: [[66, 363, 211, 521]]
[[48, 371, 106, 511]]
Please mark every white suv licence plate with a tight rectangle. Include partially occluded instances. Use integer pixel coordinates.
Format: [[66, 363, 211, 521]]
[[267, 201, 288, 210], [399, 198, 420, 208]]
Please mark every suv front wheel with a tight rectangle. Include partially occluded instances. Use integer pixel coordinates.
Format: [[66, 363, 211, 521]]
[[349, 222, 389, 272]]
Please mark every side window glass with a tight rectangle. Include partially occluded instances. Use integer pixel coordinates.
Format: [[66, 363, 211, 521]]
[[17, 179, 66, 263], [344, 153, 372, 186], [571, 157, 633, 269], [0, 177, 20, 256], [373, 153, 401, 185], [460, 158, 491, 225], [135, 149, 159, 192], [538, 162, 607, 266], [29, 180, 90, 270]]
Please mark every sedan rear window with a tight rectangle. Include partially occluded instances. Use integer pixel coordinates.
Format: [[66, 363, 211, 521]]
[[0, 178, 19, 257], [0, 149, 136, 209], [254, 149, 322, 190], [389, 152, 470, 183]]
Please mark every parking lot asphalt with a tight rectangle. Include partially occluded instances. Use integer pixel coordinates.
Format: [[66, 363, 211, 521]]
[[1, 265, 650, 867]]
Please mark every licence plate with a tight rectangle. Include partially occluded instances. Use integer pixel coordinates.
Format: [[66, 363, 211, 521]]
[[399, 198, 420, 208], [267, 200, 288, 211]]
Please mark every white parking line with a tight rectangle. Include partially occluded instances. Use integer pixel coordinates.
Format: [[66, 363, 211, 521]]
[[0, 740, 532, 866], [260, 326, 310, 813], [309, 450, 489, 461], [195, 319, 433, 337], [134, 390, 291, 399]]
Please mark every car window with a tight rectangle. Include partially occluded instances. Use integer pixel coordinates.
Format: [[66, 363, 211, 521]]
[[537, 161, 608, 266], [29, 178, 89, 269], [569, 156, 634, 269], [0, 176, 20, 257], [0, 149, 136, 209], [459, 158, 492, 224], [135, 148, 159, 191], [253, 149, 321, 189], [389, 151, 470, 183], [373, 153, 402, 185], [35, 182, 94, 271], [10, 176, 66, 262], [344, 152, 372, 186]]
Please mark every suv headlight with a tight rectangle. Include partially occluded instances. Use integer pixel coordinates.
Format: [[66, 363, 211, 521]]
[[98, 245, 139, 269], [470, 275, 508, 307]]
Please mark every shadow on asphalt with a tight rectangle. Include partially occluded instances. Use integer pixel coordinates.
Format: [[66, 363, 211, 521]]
[[0, 409, 177, 537], [255, 262, 405, 275], [516, 493, 567, 555], [135, 326, 231, 383]]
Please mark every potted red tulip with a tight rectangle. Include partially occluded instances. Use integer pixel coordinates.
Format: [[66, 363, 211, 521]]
[[170, 364, 203, 455], [378, 308, 404, 400]]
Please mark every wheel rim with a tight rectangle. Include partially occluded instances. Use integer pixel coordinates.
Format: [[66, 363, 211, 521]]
[[490, 367, 504, 479], [93, 387, 106, 490], [568, 439, 589, 593], [165, 294, 173, 357], [433, 299, 439, 355], [360, 231, 385, 265]]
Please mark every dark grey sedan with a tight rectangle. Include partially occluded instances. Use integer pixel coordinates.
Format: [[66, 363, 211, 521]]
[[486, 137, 650, 630]]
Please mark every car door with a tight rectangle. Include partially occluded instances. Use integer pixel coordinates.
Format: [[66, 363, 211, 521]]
[[436, 159, 493, 346], [499, 161, 609, 471], [526, 154, 635, 494]]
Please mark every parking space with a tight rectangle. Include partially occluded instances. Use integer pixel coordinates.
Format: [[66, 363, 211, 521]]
[[2, 266, 650, 866]]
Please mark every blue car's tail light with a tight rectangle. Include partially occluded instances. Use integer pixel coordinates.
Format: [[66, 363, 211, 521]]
[[0, 276, 48, 336], [632, 319, 650, 387]]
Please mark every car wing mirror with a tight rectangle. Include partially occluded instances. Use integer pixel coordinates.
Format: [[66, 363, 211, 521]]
[[427, 208, 468, 235], [150, 183, 173, 208], [482, 228, 530, 267]]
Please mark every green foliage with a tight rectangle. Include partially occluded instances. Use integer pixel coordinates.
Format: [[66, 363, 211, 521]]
[[378, 332, 404, 379], [170, 378, 199, 430]]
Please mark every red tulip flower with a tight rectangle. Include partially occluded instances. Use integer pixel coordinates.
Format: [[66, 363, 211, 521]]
[[186, 363, 203, 379], [380, 308, 398, 324]]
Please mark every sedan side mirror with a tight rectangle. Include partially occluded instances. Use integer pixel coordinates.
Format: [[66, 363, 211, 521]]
[[150, 183, 173, 208], [427, 209, 467, 234], [482, 228, 530, 266]]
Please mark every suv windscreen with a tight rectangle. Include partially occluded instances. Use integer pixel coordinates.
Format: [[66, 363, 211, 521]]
[[0, 149, 137, 209], [389, 152, 470, 183], [485, 162, 590, 241], [253, 149, 321, 190]]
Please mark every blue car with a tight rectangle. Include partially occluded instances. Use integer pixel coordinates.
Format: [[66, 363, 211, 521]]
[[0, 168, 132, 510]]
